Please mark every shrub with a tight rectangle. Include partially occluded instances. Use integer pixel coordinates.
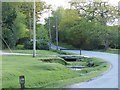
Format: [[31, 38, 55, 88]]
[[37, 40, 49, 50], [24, 40, 49, 50], [24, 40, 33, 49], [16, 44, 24, 50], [97, 45, 105, 49]]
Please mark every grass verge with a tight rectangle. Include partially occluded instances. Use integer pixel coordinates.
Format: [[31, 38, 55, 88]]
[[93, 48, 119, 54], [2, 50, 110, 88]]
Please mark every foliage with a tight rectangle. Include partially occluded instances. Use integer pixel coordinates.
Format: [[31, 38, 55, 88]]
[[45, 3, 118, 50], [12, 12, 27, 39], [59, 9, 80, 42], [2, 3, 17, 48], [36, 25, 49, 41], [24, 40, 49, 50], [2, 1, 118, 50], [2, 2, 48, 49], [69, 0, 118, 25], [16, 44, 24, 50]]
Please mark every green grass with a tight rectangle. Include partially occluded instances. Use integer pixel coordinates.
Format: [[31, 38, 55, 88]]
[[3, 50, 59, 55], [51, 49, 77, 55], [95, 48, 119, 54], [3, 49, 76, 55], [1, 50, 110, 88], [2, 55, 74, 88]]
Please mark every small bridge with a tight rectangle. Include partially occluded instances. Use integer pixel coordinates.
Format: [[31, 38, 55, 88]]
[[59, 55, 83, 61]]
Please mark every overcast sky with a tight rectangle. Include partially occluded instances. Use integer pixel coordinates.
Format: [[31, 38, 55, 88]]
[[39, 0, 119, 24]]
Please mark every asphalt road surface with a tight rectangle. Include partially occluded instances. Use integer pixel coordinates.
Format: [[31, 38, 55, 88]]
[[64, 50, 118, 88], [51, 45, 118, 88]]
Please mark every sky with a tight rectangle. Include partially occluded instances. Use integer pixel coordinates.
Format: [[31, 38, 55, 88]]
[[39, 0, 120, 24]]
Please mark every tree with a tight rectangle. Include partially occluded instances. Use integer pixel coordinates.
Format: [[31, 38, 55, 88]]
[[2, 2, 17, 48], [69, 0, 118, 25], [109, 26, 119, 49], [44, 1, 119, 50], [2, 1, 46, 49], [45, 8, 80, 43], [36, 25, 49, 41]]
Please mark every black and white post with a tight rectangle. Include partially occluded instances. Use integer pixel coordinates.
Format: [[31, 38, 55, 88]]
[[33, 0, 36, 57]]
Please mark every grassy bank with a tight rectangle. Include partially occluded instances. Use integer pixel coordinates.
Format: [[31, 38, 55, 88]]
[[2, 50, 110, 88], [94, 48, 119, 54]]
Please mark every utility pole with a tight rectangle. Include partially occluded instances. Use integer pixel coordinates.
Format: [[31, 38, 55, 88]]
[[48, 16, 52, 49], [29, 11, 32, 39], [56, 16, 58, 50], [33, 0, 36, 57]]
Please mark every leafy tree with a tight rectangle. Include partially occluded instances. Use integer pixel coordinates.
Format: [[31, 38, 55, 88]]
[[69, 0, 118, 25], [45, 8, 80, 43], [2, 1, 47, 49], [13, 12, 27, 39], [36, 25, 49, 42], [2, 2, 17, 48], [45, 7, 65, 42], [109, 26, 119, 49]]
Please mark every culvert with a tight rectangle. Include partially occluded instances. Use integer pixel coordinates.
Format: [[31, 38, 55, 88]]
[[59, 55, 82, 61]]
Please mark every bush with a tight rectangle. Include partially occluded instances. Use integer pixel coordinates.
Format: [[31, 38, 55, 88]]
[[37, 40, 49, 50], [24, 40, 33, 49], [24, 40, 49, 50], [16, 37, 29, 45], [16, 44, 24, 50], [97, 45, 105, 49]]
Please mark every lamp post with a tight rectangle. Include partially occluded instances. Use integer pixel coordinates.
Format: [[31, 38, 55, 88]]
[[33, 0, 36, 57]]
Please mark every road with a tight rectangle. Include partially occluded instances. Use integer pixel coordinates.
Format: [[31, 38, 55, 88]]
[[51, 45, 118, 88], [64, 50, 118, 88]]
